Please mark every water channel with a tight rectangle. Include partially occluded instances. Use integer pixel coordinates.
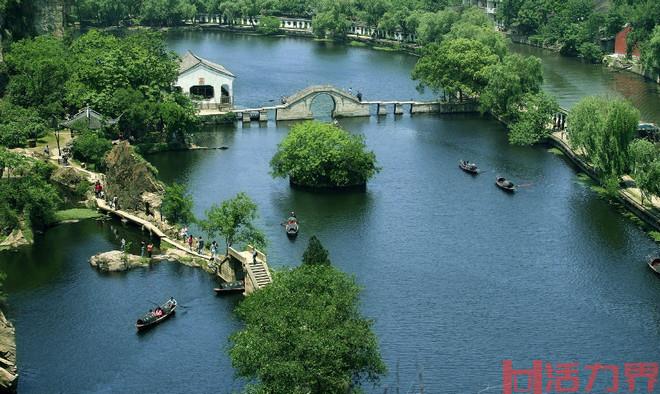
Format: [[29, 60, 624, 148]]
[[2, 31, 660, 393]]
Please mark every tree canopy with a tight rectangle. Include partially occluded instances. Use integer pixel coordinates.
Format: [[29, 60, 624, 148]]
[[302, 235, 331, 265], [161, 183, 196, 226], [199, 192, 266, 254], [270, 121, 380, 188], [229, 263, 386, 393], [569, 96, 640, 178]]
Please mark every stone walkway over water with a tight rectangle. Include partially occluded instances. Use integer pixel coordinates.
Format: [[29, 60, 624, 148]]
[[199, 84, 479, 122]]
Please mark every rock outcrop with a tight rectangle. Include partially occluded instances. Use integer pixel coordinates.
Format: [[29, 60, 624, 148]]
[[89, 250, 150, 272], [0, 229, 30, 251], [0, 311, 18, 392], [104, 142, 164, 213], [50, 166, 87, 192], [32, 0, 65, 37]]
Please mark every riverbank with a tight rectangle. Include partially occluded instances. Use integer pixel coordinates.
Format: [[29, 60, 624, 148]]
[[549, 131, 660, 233]]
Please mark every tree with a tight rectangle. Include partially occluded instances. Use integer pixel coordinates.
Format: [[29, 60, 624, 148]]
[[5, 35, 70, 119], [641, 25, 660, 81], [412, 38, 499, 100], [628, 139, 660, 205], [569, 96, 640, 178], [0, 100, 48, 148], [302, 235, 331, 265], [270, 121, 380, 188], [71, 131, 112, 170], [161, 183, 196, 225], [229, 263, 386, 393], [508, 92, 558, 145], [480, 53, 544, 119], [199, 192, 266, 254], [258, 16, 282, 35]]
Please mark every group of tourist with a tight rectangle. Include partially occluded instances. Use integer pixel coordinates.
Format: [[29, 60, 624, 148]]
[[179, 226, 219, 259], [347, 87, 363, 102], [140, 241, 155, 258]]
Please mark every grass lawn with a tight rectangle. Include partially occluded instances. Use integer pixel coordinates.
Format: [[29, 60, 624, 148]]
[[53, 208, 102, 223]]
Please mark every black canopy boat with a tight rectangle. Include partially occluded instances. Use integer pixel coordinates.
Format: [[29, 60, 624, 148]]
[[214, 280, 245, 294], [648, 257, 660, 274], [495, 176, 516, 192], [285, 216, 299, 237], [135, 298, 177, 331], [459, 160, 479, 174]]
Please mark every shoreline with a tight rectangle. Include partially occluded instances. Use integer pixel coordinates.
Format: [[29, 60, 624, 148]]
[[548, 131, 660, 233]]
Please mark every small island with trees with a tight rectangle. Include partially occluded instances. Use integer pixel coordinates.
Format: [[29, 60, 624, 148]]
[[270, 121, 380, 190]]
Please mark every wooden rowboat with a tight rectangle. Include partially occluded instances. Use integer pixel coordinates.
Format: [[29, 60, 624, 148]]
[[496, 176, 516, 192], [136, 298, 177, 331], [285, 217, 299, 237], [214, 280, 245, 294], [648, 258, 660, 274], [459, 160, 479, 174]]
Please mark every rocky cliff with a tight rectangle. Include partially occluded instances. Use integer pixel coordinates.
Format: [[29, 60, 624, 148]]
[[104, 142, 164, 213], [0, 311, 17, 393], [32, 0, 65, 37]]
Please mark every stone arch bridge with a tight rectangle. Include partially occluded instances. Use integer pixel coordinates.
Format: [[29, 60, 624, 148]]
[[219, 84, 479, 122]]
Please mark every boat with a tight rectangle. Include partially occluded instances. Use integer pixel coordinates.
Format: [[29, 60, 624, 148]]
[[648, 258, 660, 274], [495, 176, 516, 192], [135, 298, 177, 331], [214, 280, 245, 294], [285, 216, 299, 237], [459, 160, 479, 174]]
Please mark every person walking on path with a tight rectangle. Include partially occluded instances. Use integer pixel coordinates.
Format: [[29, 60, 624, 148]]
[[147, 242, 154, 258], [188, 235, 194, 251], [252, 249, 258, 265], [210, 241, 217, 259], [140, 241, 145, 257], [120, 238, 126, 251], [197, 237, 204, 254]]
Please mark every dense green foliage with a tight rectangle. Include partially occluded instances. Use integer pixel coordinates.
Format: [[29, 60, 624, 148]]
[[0, 149, 61, 234], [199, 192, 266, 254], [270, 121, 379, 188], [498, 0, 660, 65], [413, 38, 499, 100], [412, 7, 556, 146], [71, 131, 112, 170], [508, 92, 558, 145], [569, 96, 640, 179], [302, 235, 331, 265], [628, 139, 660, 204], [5, 35, 70, 120], [257, 15, 282, 34], [0, 100, 47, 148], [229, 263, 386, 393], [161, 183, 196, 225], [1, 30, 198, 149]]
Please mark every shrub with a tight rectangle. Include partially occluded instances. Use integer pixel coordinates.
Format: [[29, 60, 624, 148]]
[[578, 42, 603, 63], [71, 131, 112, 170], [257, 16, 281, 35]]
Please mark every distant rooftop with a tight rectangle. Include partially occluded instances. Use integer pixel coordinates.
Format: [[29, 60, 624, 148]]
[[179, 50, 235, 78]]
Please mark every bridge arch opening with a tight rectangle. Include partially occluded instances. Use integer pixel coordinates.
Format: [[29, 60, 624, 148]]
[[310, 93, 336, 121]]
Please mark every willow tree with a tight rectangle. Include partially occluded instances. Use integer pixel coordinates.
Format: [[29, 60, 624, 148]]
[[568, 96, 640, 178]]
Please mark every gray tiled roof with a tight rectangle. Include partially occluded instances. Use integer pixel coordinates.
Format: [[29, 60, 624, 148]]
[[179, 50, 235, 78]]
